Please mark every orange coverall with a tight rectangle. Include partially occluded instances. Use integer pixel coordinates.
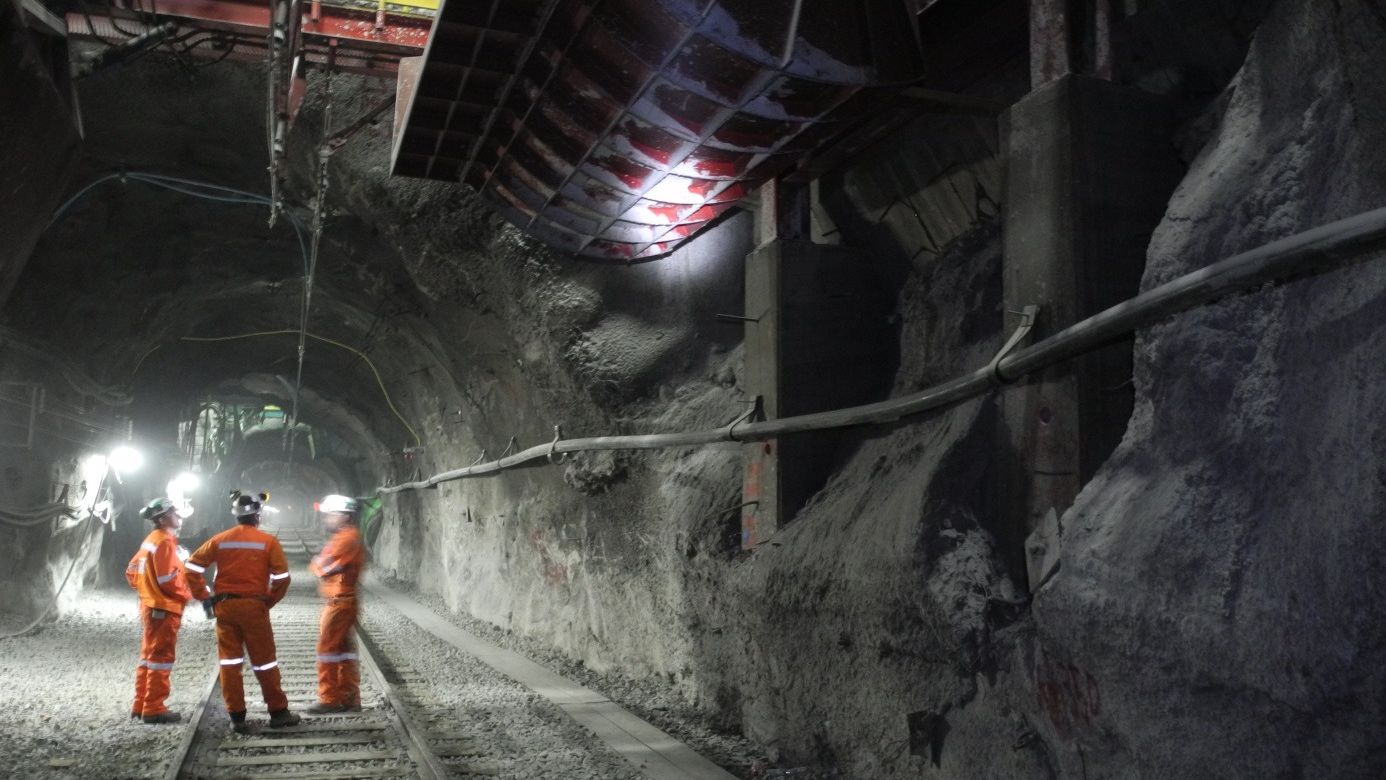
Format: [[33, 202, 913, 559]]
[[310, 525, 365, 707], [184, 524, 292, 716], [126, 528, 193, 716]]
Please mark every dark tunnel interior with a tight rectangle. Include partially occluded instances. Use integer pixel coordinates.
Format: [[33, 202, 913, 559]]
[[3, 0, 1386, 777]]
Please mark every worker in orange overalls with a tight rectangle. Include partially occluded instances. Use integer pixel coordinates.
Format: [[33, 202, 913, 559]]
[[185, 491, 301, 734], [306, 494, 366, 714], [125, 497, 193, 724]]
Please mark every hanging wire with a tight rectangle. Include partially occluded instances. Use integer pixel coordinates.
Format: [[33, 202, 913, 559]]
[[48, 171, 310, 277], [286, 69, 334, 468], [180, 331, 421, 446]]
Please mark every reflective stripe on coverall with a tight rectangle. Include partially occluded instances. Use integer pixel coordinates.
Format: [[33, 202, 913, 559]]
[[184, 524, 292, 715], [310, 525, 364, 706], [126, 529, 192, 715]]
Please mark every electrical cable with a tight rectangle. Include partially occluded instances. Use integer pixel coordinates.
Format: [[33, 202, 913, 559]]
[[0, 502, 77, 523], [378, 203, 1386, 494], [49, 171, 310, 277], [78, 5, 119, 48], [123, 175, 262, 205], [0, 325, 134, 406], [0, 517, 96, 640], [179, 331, 422, 446], [103, 0, 145, 38], [184, 36, 242, 68], [44, 170, 322, 456], [287, 70, 335, 468]]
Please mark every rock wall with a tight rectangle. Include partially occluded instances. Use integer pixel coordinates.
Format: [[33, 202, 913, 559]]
[[1032, 0, 1386, 776], [0, 347, 116, 632], [4, 0, 1383, 774], [366, 0, 1386, 776]]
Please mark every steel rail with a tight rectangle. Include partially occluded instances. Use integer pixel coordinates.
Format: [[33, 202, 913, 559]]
[[165, 528, 450, 778], [161, 651, 223, 780], [380, 205, 1386, 494], [355, 626, 449, 780]]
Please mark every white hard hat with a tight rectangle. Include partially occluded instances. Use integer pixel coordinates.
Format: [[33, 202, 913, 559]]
[[232, 491, 266, 517], [319, 494, 358, 514]]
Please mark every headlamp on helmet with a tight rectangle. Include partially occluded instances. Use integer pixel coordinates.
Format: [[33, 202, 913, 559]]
[[230, 490, 270, 518]]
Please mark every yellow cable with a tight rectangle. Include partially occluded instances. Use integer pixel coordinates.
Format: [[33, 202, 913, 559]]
[[179, 330, 422, 446]]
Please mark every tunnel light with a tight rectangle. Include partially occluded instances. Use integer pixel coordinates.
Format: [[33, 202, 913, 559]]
[[262, 505, 280, 514], [173, 472, 201, 492], [109, 445, 144, 474]]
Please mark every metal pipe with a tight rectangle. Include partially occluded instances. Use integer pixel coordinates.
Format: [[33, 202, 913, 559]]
[[74, 21, 177, 79], [378, 205, 1386, 495]]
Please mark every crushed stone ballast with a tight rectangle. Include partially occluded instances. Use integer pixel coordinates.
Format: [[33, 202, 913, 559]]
[[165, 527, 729, 779], [168, 530, 452, 779]]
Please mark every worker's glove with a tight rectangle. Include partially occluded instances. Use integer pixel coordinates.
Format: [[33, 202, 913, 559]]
[[201, 599, 215, 620]]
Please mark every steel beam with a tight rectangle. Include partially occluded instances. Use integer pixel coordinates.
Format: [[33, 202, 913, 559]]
[[66, 13, 410, 76], [102, 0, 428, 53]]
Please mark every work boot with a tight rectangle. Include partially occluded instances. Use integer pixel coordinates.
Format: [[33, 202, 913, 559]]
[[304, 702, 349, 715], [129, 711, 141, 721], [268, 708, 301, 728], [229, 710, 252, 735], [142, 711, 181, 725]]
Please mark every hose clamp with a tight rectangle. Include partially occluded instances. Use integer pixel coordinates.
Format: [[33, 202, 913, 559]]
[[724, 397, 761, 442], [989, 305, 1039, 386], [547, 426, 568, 465]]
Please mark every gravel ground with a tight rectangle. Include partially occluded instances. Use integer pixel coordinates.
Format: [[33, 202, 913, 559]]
[[0, 579, 755, 780], [362, 598, 646, 780], [0, 588, 216, 779], [374, 578, 762, 778]]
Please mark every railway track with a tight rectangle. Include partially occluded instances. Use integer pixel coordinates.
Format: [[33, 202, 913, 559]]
[[164, 527, 475, 780]]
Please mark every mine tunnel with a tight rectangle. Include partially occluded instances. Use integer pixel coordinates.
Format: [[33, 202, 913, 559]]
[[2, 0, 1385, 777]]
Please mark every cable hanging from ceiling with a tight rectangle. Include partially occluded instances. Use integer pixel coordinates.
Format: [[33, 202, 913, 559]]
[[46, 171, 315, 424], [285, 68, 335, 470], [178, 330, 421, 447]]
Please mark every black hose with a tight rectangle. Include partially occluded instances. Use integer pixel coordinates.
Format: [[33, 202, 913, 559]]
[[379, 204, 1386, 494]]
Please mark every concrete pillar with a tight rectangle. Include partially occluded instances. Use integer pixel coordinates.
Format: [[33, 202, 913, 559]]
[[1030, 0, 1117, 89], [741, 183, 891, 548], [1001, 74, 1182, 586]]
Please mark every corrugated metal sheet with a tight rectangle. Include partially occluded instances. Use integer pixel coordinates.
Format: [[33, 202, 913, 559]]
[[393, 0, 925, 261]]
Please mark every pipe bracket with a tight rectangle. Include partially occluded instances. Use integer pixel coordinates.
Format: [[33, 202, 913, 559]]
[[989, 305, 1040, 386], [724, 397, 761, 442], [547, 426, 568, 465]]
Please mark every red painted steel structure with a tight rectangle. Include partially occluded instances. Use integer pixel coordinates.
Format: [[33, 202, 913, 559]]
[[65, 0, 430, 76], [392, 0, 927, 261]]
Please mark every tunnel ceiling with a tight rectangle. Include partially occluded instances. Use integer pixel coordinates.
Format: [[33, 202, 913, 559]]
[[392, 0, 927, 261], [8, 118, 424, 461]]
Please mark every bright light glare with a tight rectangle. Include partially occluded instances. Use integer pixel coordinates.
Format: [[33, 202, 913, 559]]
[[109, 446, 144, 473], [167, 473, 197, 519], [261, 505, 280, 514]]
